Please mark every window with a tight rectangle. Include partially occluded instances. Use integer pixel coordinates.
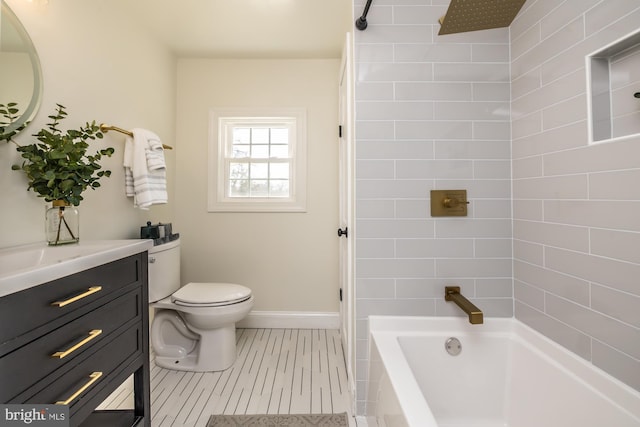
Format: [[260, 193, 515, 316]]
[[208, 108, 307, 212]]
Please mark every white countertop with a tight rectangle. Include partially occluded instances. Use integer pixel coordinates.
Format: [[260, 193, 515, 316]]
[[0, 239, 154, 297]]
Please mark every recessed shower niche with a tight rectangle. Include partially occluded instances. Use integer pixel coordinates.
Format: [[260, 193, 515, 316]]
[[588, 29, 640, 143]]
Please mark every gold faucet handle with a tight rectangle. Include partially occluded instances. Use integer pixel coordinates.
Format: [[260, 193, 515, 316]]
[[431, 190, 469, 216], [442, 197, 469, 208]]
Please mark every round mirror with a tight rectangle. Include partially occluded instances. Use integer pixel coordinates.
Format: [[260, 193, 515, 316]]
[[0, 2, 43, 140]]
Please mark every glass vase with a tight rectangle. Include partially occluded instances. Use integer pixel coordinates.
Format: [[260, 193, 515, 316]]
[[46, 200, 79, 245]]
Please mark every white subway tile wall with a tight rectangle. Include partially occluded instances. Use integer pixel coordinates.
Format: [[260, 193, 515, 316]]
[[353, 0, 512, 414], [353, 0, 640, 415], [512, 0, 640, 394]]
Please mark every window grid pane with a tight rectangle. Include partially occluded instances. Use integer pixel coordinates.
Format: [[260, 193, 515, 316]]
[[227, 160, 292, 198], [227, 124, 292, 199]]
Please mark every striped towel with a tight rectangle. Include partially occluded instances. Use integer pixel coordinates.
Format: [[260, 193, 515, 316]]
[[123, 128, 168, 209]]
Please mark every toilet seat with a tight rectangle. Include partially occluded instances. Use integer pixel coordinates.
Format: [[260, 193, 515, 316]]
[[171, 282, 252, 307]]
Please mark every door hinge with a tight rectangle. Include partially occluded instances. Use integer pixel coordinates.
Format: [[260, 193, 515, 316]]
[[339, 288, 343, 301], [339, 125, 343, 138]]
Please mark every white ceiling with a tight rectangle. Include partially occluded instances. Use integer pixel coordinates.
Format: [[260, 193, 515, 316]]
[[115, 0, 354, 59]]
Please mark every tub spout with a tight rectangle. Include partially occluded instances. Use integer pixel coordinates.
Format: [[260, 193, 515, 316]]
[[445, 286, 483, 324]]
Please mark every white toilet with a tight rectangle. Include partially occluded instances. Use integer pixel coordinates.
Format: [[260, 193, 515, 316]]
[[147, 238, 254, 372]]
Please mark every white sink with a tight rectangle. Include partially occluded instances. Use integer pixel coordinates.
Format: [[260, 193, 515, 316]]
[[0, 240, 154, 297]]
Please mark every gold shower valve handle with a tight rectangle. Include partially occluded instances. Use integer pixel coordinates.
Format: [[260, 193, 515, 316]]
[[431, 190, 469, 216], [442, 197, 468, 208], [442, 197, 456, 208]]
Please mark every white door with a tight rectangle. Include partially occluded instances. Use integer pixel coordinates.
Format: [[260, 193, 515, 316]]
[[338, 32, 355, 408]]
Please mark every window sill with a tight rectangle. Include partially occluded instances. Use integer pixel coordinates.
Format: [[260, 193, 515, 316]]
[[208, 199, 306, 213]]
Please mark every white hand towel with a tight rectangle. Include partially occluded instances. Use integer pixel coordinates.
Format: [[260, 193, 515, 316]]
[[123, 136, 135, 197], [146, 136, 166, 171], [122, 128, 168, 209]]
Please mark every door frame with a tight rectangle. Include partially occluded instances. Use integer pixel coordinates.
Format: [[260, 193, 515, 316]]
[[338, 31, 356, 412]]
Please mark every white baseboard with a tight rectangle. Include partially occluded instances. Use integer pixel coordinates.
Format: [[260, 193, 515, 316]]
[[237, 311, 340, 329]]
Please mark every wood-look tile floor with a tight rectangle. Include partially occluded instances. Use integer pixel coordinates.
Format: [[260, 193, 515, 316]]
[[100, 328, 352, 427]]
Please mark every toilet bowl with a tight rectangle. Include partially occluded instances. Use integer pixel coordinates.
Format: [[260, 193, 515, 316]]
[[147, 239, 254, 372]]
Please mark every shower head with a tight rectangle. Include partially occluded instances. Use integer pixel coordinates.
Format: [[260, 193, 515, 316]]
[[438, 0, 526, 35]]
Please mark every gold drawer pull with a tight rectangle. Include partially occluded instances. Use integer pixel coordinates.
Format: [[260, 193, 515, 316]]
[[51, 329, 103, 359], [55, 371, 103, 405], [51, 286, 102, 308]]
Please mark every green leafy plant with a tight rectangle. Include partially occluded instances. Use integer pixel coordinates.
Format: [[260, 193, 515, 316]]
[[0, 102, 29, 141], [2, 103, 115, 206]]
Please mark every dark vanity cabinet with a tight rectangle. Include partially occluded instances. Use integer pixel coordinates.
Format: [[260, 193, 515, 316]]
[[0, 252, 151, 427]]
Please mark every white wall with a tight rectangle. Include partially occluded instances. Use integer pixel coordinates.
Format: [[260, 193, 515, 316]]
[[175, 59, 340, 313], [2, 0, 176, 248], [4, 2, 340, 314]]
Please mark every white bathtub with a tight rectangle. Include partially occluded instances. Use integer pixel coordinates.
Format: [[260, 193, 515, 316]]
[[367, 316, 640, 427]]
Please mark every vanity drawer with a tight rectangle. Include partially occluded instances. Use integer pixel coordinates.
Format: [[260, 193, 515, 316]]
[[0, 254, 143, 350], [20, 324, 142, 412], [0, 287, 142, 402]]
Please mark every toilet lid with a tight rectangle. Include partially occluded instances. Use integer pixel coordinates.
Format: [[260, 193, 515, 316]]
[[171, 282, 252, 307]]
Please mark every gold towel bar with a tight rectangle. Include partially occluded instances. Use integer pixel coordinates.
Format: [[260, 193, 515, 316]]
[[99, 124, 173, 150]]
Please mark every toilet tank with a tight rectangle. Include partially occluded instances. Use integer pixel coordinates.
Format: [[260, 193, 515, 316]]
[[147, 238, 181, 303]]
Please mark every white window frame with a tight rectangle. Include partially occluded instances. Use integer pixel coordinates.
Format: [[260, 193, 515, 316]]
[[208, 107, 307, 212]]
